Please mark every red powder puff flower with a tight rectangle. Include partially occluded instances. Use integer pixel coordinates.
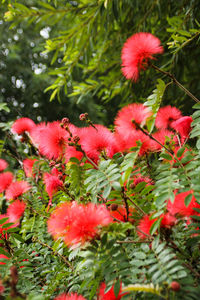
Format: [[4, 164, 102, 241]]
[[48, 202, 112, 247], [98, 282, 123, 300], [80, 125, 119, 164], [0, 172, 13, 193], [30, 122, 47, 147], [0, 159, 8, 172], [121, 32, 163, 81], [171, 116, 193, 143], [155, 106, 182, 129], [54, 293, 86, 300], [5, 180, 30, 201], [38, 121, 70, 160], [0, 214, 19, 239], [7, 200, 26, 223], [11, 117, 36, 135], [150, 129, 177, 152], [43, 172, 63, 206], [115, 104, 152, 134], [110, 205, 135, 223], [167, 191, 200, 217], [116, 130, 152, 156], [23, 158, 38, 177], [137, 213, 176, 239]]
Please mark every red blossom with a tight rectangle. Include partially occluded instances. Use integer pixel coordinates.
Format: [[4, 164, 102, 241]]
[[121, 32, 163, 81], [0, 172, 13, 193], [7, 200, 26, 223], [150, 129, 177, 152], [0, 159, 8, 172], [80, 125, 119, 163], [54, 293, 86, 300], [43, 172, 63, 205], [23, 158, 38, 177], [167, 191, 200, 217], [171, 116, 193, 143], [11, 117, 36, 135], [98, 282, 123, 300], [0, 214, 19, 239], [110, 205, 135, 223], [114, 103, 152, 134], [5, 180, 30, 201], [0, 253, 10, 265], [155, 106, 182, 129], [48, 202, 112, 247]]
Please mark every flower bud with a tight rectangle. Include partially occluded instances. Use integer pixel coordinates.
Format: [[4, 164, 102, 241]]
[[170, 281, 180, 291]]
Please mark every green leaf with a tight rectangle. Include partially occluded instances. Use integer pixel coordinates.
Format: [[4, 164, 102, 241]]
[[184, 193, 193, 207], [150, 218, 162, 235], [114, 280, 121, 298]]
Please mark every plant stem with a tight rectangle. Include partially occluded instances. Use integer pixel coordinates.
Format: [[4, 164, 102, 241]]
[[151, 64, 200, 103]]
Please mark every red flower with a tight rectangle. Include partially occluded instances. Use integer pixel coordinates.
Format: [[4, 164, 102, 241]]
[[98, 282, 123, 300], [48, 202, 112, 247], [121, 32, 163, 81], [114, 104, 152, 134], [43, 172, 63, 205], [30, 122, 47, 147], [167, 191, 200, 217], [7, 200, 26, 223], [110, 205, 135, 223], [80, 125, 119, 163], [0, 172, 13, 193], [23, 158, 38, 177], [5, 181, 30, 201], [11, 117, 36, 135], [171, 116, 193, 143], [0, 214, 19, 239], [38, 121, 69, 160], [155, 106, 182, 129], [150, 129, 176, 152], [54, 293, 86, 300], [0, 159, 8, 172]]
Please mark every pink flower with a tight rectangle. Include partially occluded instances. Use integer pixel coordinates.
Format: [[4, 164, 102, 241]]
[[11, 117, 36, 135], [7, 200, 26, 223], [54, 293, 86, 300], [171, 116, 193, 143], [0, 172, 13, 193], [121, 32, 163, 81], [167, 191, 200, 217], [38, 121, 69, 160], [23, 158, 38, 177], [150, 129, 176, 152], [48, 202, 112, 247], [98, 282, 123, 300], [155, 106, 182, 129], [80, 125, 119, 163], [43, 172, 63, 205], [5, 181, 30, 201], [114, 103, 152, 134], [0, 159, 8, 172]]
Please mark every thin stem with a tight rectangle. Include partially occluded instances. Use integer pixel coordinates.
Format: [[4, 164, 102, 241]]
[[151, 64, 200, 103], [117, 240, 151, 244], [125, 193, 146, 216]]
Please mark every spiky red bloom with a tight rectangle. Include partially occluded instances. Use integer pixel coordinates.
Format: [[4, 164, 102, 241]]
[[0, 214, 19, 239], [5, 180, 30, 201], [54, 293, 86, 300], [48, 202, 112, 247], [114, 104, 152, 134], [38, 121, 69, 160], [116, 130, 152, 156], [171, 116, 193, 143], [98, 282, 123, 300], [0, 172, 13, 193], [155, 106, 182, 129], [23, 158, 38, 177], [167, 191, 200, 217], [137, 213, 176, 239], [65, 146, 84, 163], [7, 200, 26, 223], [110, 205, 135, 223], [80, 125, 119, 163], [121, 32, 163, 81], [0, 159, 8, 172], [11, 117, 36, 135], [150, 129, 176, 152], [30, 122, 47, 147], [133, 175, 153, 186], [43, 172, 63, 205]]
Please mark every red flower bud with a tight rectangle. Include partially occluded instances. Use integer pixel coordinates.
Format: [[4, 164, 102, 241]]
[[170, 281, 180, 291]]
